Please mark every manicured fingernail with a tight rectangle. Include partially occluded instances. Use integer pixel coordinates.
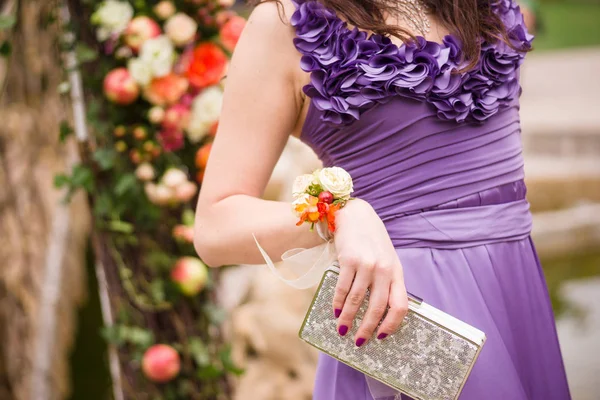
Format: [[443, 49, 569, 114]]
[[338, 325, 348, 336], [334, 308, 342, 318], [377, 333, 388, 340], [356, 338, 366, 347]]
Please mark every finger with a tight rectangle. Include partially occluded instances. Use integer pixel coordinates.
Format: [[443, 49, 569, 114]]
[[376, 278, 408, 340], [337, 263, 372, 337], [332, 261, 356, 319], [354, 271, 390, 347]]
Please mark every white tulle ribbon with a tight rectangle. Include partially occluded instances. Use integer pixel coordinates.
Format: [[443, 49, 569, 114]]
[[252, 234, 336, 290]]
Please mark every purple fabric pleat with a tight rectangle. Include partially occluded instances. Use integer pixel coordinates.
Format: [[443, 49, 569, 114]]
[[287, 0, 571, 398]]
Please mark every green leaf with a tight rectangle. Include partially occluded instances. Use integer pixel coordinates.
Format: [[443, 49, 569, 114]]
[[114, 173, 137, 197], [145, 250, 174, 272], [100, 325, 125, 346], [107, 220, 134, 234], [150, 279, 166, 303], [220, 346, 244, 376], [75, 43, 98, 64], [59, 121, 73, 142], [189, 337, 210, 367], [71, 164, 95, 192], [203, 304, 227, 325], [123, 326, 154, 349], [54, 174, 70, 188], [0, 15, 16, 30], [182, 208, 195, 226], [0, 41, 11, 57], [93, 148, 116, 170], [197, 365, 223, 379]]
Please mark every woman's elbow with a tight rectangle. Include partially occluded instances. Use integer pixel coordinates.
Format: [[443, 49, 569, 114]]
[[193, 222, 222, 268]]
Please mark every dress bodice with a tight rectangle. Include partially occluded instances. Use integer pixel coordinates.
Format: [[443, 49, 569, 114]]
[[292, 0, 534, 219]]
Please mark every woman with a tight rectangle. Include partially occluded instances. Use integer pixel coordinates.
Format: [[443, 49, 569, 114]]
[[194, 0, 571, 398]]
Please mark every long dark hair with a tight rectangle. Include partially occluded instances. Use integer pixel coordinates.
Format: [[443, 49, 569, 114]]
[[251, 0, 528, 71]]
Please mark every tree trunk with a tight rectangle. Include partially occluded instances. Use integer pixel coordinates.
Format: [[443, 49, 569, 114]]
[[0, 1, 90, 399]]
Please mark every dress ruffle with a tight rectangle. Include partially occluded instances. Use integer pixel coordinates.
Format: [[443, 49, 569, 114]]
[[290, 0, 534, 125]]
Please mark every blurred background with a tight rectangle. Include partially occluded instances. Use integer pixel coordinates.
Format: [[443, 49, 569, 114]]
[[0, 0, 599, 399]]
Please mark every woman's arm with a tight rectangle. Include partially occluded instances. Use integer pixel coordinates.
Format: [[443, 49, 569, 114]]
[[195, 0, 408, 346], [193, 0, 322, 268]]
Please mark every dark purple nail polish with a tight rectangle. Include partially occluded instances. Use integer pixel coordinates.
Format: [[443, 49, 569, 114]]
[[334, 308, 342, 318], [338, 325, 348, 336], [377, 333, 388, 340], [356, 338, 366, 347]]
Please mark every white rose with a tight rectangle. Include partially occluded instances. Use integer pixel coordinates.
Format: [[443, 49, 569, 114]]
[[161, 168, 188, 189], [144, 182, 173, 205], [292, 174, 314, 197], [127, 58, 153, 86], [91, 0, 134, 41], [154, 1, 176, 20], [139, 35, 175, 78], [317, 167, 354, 200], [135, 163, 155, 181], [186, 86, 223, 143], [164, 13, 198, 47]]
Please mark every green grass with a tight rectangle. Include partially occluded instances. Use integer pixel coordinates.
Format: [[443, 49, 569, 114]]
[[541, 251, 600, 317], [534, 1, 600, 50]]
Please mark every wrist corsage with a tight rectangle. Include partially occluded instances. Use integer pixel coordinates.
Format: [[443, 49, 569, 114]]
[[292, 167, 354, 233]]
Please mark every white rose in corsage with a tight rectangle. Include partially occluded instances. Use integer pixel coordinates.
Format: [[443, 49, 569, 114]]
[[316, 167, 354, 200], [292, 174, 314, 197], [292, 167, 354, 233]]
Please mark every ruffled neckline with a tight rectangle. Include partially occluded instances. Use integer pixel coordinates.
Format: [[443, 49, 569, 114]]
[[291, 0, 534, 125]]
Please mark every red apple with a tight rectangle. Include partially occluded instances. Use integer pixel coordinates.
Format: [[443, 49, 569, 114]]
[[170, 257, 208, 296], [103, 68, 140, 105], [124, 16, 161, 52], [194, 142, 212, 169], [142, 344, 181, 383]]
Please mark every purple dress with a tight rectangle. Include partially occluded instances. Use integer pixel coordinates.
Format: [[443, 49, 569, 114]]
[[290, 0, 572, 399]]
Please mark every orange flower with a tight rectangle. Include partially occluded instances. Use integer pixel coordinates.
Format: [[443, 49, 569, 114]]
[[186, 43, 227, 89], [143, 73, 189, 106]]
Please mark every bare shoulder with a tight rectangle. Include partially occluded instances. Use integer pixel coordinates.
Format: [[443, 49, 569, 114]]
[[243, 0, 299, 48]]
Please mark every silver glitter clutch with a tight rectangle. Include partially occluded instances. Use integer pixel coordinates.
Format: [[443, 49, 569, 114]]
[[299, 265, 486, 400]]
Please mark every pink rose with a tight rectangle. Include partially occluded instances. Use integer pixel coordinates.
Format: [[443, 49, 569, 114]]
[[162, 103, 191, 131], [219, 15, 246, 52]]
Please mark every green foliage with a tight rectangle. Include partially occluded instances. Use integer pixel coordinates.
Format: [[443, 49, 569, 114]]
[[101, 324, 155, 349], [56, 0, 244, 397]]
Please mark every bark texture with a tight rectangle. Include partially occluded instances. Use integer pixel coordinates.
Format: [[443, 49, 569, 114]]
[[0, 1, 90, 399]]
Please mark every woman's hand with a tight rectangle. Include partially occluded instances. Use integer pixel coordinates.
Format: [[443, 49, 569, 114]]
[[332, 198, 408, 346]]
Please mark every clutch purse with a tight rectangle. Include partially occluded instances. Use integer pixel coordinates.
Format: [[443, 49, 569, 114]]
[[299, 264, 486, 400]]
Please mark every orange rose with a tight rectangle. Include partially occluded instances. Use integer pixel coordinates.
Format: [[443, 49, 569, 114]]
[[186, 43, 227, 89], [219, 16, 246, 52], [143, 73, 189, 106]]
